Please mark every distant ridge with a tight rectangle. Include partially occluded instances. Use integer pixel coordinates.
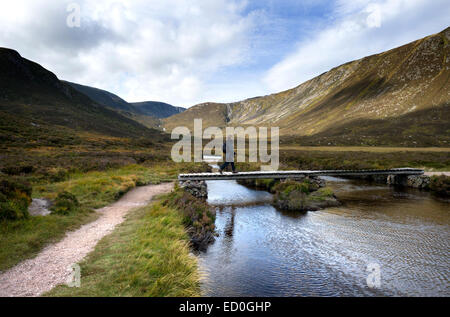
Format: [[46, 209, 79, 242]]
[[66, 81, 185, 119], [63, 81, 134, 113], [131, 101, 185, 119]]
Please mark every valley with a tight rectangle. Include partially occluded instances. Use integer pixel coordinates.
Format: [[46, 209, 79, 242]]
[[0, 26, 448, 298]]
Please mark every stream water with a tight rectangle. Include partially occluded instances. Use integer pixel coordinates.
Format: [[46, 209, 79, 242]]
[[197, 176, 450, 297]]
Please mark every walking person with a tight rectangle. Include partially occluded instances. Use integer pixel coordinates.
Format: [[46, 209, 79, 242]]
[[219, 135, 238, 173]]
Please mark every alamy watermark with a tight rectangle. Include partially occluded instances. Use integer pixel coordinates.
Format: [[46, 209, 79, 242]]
[[366, 263, 381, 289], [66, 263, 81, 288], [66, 3, 81, 28], [171, 119, 279, 171]]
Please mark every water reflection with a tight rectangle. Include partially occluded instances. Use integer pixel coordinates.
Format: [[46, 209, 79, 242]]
[[207, 180, 272, 206], [198, 178, 450, 297]]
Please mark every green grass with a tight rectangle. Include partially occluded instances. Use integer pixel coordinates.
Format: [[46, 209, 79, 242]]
[[45, 200, 200, 297], [310, 187, 335, 201], [279, 149, 450, 171], [0, 162, 208, 272], [33, 162, 210, 208], [280, 145, 450, 153], [33, 164, 174, 209]]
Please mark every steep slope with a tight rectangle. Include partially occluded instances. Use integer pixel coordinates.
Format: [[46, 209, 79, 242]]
[[63, 81, 133, 113], [162, 102, 228, 132], [0, 48, 164, 140], [163, 27, 450, 146], [131, 101, 185, 119]]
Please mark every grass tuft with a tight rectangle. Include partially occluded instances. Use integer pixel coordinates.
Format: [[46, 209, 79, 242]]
[[45, 201, 200, 297]]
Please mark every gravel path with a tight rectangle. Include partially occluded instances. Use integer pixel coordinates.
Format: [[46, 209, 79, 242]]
[[0, 182, 173, 297], [424, 172, 450, 176]]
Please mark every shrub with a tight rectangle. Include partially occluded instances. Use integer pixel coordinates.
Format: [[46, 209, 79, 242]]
[[46, 168, 69, 182], [429, 175, 450, 197], [163, 187, 215, 228], [1, 165, 34, 175], [162, 187, 215, 249], [0, 177, 32, 221], [272, 179, 338, 211], [51, 191, 80, 215], [273, 180, 314, 197]]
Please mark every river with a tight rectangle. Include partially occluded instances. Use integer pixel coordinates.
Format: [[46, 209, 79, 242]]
[[197, 176, 449, 297]]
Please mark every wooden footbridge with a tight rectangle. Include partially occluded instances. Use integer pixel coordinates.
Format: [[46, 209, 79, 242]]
[[178, 168, 424, 181]]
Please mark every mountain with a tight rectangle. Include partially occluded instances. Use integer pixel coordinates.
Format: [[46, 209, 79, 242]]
[[65, 81, 185, 119], [131, 101, 185, 119], [164, 27, 450, 146], [63, 81, 134, 113], [0, 48, 166, 142], [163, 102, 229, 132]]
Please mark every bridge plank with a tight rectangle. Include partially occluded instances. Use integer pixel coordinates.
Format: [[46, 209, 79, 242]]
[[178, 168, 424, 181]]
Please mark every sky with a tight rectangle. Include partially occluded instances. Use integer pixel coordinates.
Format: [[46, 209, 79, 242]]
[[0, 0, 448, 108]]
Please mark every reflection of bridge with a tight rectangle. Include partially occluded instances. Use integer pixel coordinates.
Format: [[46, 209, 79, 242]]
[[178, 168, 424, 181]]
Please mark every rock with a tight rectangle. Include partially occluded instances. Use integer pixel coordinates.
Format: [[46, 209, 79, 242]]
[[387, 175, 430, 189], [308, 176, 326, 189], [179, 180, 208, 198]]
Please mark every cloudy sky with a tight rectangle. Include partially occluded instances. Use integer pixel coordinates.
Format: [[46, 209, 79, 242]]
[[0, 0, 448, 107]]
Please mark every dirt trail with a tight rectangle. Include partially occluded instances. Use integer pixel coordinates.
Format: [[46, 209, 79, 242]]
[[424, 172, 450, 176], [0, 182, 173, 297]]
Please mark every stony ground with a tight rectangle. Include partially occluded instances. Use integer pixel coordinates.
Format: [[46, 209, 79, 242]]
[[0, 182, 173, 297]]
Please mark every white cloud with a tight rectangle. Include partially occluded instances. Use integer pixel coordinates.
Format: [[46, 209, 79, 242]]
[[0, 0, 255, 106], [365, 4, 381, 28], [264, 0, 450, 92], [0, 0, 448, 107]]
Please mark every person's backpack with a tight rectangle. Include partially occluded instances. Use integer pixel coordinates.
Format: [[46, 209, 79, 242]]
[[222, 142, 226, 154]]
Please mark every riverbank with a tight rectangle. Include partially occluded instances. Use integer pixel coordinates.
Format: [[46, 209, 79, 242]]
[[344, 173, 450, 197], [162, 186, 216, 251], [45, 196, 199, 297]]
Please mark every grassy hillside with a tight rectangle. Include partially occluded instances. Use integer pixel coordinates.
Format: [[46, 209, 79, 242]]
[[0, 48, 166, 139], [65, 81, 185, 128], [163, 102, 229, 132], [63, 81, 135, 113], [66, 81, 185, 119], [163, 27, 450, 146]]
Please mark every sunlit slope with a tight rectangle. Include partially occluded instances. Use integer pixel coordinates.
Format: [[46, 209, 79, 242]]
[[163, 102, 229, 132], [164, 27, 450, 146]]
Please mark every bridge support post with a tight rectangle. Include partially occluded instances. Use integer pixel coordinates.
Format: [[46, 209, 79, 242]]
[[387, 174, 430, 189], [179, 180, 208, 199]]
